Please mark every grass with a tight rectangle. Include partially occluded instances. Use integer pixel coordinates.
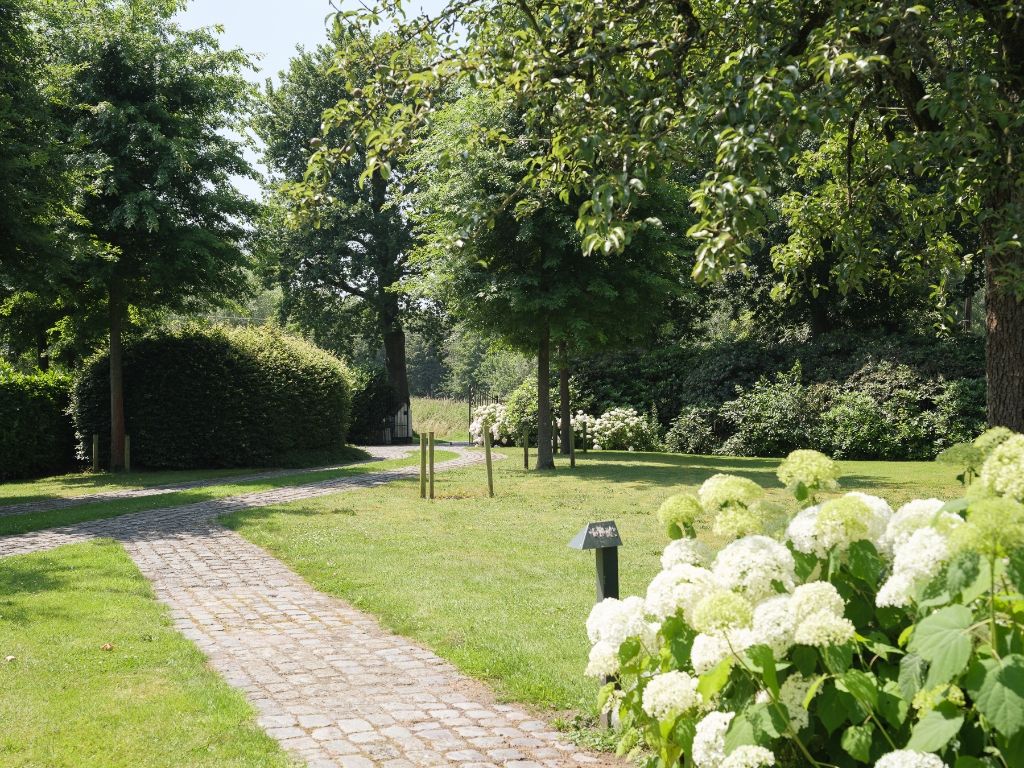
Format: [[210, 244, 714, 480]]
[[223, 448, 964, 720], [0, 449, 458, 538], [0, 445, 370, 507], [0, 540, 296, 768], [412, 396, 470, 442]]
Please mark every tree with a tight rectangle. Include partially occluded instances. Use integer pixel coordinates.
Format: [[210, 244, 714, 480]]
[[51, 0, 256, 469], [319, 0, 1018, 430], [258, 35, 418, 436], [410, 90, 681, 468]]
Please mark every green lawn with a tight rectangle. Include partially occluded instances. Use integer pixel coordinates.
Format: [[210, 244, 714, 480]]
[[0, 540, 296, 768], [0, 449, 457, 538], [223, 448, 964, 720], [412, 396, 470, 442], [0, 446, 371, 507]]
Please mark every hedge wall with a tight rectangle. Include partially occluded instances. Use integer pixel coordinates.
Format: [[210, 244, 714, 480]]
[[71, 326, 353, 469], [0, 364, 76, 480]]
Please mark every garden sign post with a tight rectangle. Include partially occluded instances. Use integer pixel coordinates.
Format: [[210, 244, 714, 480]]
[[428, 431, 435, 499], [568, 520, 622, 602]]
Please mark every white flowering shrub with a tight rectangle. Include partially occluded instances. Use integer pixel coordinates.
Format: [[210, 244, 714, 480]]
[[571, 410, 596, 448], [590, 406, 660, 451], [586, 437, 1024, 767], [468, 403, 516, 445]]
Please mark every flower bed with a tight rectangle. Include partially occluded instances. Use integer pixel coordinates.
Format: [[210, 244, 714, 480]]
[[585, 428, 1024, 767]]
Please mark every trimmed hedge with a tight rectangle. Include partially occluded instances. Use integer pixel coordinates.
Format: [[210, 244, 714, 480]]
[[71, 326, 353, 469], [0, 364, 76, 480]]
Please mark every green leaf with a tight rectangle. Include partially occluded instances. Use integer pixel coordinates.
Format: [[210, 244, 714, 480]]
[[747, 645, 779, 697], [899, 653, 927, 701], [946, 551, 981, 597], [965, 654, 1024, 737], [878, 680, 910, 728], [841, 723, 874, 763], [791, 645, 818, 676], [698, 658, 733, 703], [1007, 549, 1024, 596], [848, 540, 883, 583], [907, 605, 973, 686], [907, 700, 964, 751], [820, 642, 854, 674], [837, 669, 878, 709], [795, 481, 809, 502], [723, 710, 759, 752], [668, 522, 683, 540], [746, 702, 788, 740]]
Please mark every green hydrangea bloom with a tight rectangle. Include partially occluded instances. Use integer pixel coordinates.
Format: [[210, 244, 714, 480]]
[[698, 474, 764, 511], [952, 496, 1024, 558], [776, 449, 841, 495], [815, 496, 873, 549], [691, 590, 753, 634], [974, 426, 1014, 456], [657, 493, 704, 530], [977, 434, 1024, 502]]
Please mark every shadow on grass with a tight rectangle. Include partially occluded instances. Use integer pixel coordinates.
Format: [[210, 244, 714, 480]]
[[559, 451, 784, 489]]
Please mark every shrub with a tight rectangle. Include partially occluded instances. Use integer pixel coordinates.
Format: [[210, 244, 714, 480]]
[[348, 368, 392, 444], [590, 406, 660, 451], [716, 364, 825, 457], [586, 440, 1024, 768], [0, 363, 76, 480], [71, 325, 352, 469], [663, 406, 718, 455]]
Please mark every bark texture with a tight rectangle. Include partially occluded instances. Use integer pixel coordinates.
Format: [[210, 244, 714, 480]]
[[986, 254, 1024, 431], [535, 322, 555, 470], [108, 281, 126, 471], [558, 342, 571, 455]]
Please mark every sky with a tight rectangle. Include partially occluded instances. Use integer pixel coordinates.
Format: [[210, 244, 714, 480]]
[[174, 0, 448, 197]]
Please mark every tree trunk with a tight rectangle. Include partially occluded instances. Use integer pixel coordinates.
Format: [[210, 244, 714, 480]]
[[109, 281, 126, 471], [963, 292, 973, 333], [381, 305, 411, 442], [985, 254, 1024, 430], [536, 321, 555, 470], [558, 342, 571, 455]]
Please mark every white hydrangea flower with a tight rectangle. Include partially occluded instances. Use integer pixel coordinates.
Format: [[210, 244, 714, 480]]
[[876, 527, 951, 608], [751, 595, 795, 656], [712, 536, 796, 602], [875, 750, 946, 768], [585, 640, 619, 678], [698, 473, 765, 511], [793, 611, 855, 646], [789, 582, 854, 646], [778, 674, 818, 731], [776, 449, 841, 494], [786, 492, 890, 556], [586, 596, 650, 648], [641, 670, 701, 720], [690, 630, 753, 674], [645, 564, 717, 621], [876, 571, 917, 608], [692, 711, 734, 768], [661, 537, 712, 569], [785, 504, 822, 555], [978, 434, 1024, 501], [720, 745, 776, 768], [880, 498, 960, 555]]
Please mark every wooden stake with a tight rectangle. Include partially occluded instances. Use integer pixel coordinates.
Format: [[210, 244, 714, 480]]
[[523, 429, 529, 469], [92, 433, 100, 472], [484, 430, 494, 497], [582, 422, 588, 453], [124, 434, 131, 472], [570, 428, 576, 469], [428, 431, 435, 499], [419, 433, 427, 498]]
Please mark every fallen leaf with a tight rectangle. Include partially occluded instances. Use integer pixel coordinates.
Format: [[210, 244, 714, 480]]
[[4, 655, 15, 663], [100, 643, 114, 652]]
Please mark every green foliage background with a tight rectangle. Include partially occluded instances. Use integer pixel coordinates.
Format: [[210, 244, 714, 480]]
[[0, 363, 75, 480]]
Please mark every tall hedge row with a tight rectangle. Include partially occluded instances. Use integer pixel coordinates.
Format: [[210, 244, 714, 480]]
[[0, 364, 77, 481], [71, 326, 353, 469]]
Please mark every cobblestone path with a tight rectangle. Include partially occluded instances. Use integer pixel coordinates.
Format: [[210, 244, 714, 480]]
[[0, 445, 413, 519], [1, 447, 616, 768]]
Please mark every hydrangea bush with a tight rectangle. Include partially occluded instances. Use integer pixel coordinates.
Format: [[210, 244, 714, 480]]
[[590, 406, 660, 451], [469, 403, 513, 445], [586, 428, 1024, 768]]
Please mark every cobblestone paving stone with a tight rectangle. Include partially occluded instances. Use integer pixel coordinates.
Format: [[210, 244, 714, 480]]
[[0, 445, 413, 519], [1, 447, 617, 768]]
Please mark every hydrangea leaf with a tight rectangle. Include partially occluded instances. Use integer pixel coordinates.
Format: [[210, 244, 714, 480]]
[[1006, 549, 1024, 596], [907, 605, 973, 686], [898, 653, 927, 701], [965, 654, 1024, 737], [878, 680, 910, 728], [697, 658, 733, 703], [746, 645, 779, 697], [840, 722, 874, 763], [907, 700, 965, 751], [837, 669, 878, 710], [848, 540, 883, 583], [945, 551, 982, 598], [820, 642, 854, 674]]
